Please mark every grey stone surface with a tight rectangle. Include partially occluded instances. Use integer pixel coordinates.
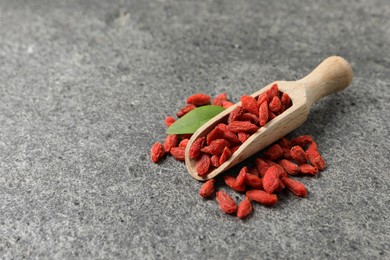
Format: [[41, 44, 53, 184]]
[[0, 0, 389, 259]]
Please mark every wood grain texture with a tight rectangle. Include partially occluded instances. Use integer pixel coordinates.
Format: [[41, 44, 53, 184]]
[[185, 56, 353, 181]]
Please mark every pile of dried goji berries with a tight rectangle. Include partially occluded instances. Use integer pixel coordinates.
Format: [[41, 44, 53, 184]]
[[151, 89, 326, 219], [199, 134, 325, 219]]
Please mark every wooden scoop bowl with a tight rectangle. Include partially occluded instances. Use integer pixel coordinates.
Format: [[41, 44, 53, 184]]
[[185, 56, 353, 181]]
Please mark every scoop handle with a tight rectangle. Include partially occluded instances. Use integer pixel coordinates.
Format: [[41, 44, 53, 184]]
[[297, 56, 353, 106]]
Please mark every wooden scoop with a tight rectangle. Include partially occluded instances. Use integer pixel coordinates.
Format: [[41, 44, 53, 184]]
[[185, 56, 353, 181]]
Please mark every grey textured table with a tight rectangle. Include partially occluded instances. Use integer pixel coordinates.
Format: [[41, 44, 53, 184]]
[[1, 0, 389, 259]]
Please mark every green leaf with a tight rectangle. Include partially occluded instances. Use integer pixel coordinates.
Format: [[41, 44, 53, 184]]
[[166, 105, 225, 134]]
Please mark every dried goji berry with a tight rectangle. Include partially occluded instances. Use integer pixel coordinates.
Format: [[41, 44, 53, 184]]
[[281, 177, 307, 197], [257, 92, 268, 107], [299, 164, 318, 175], [224, 176, 246, 193], [290, 145, 308, 165], [187, 93, 211, 106], [170, 147, 185, 161], [216, 124, 241, 144], [290, 135, 313, 148], [274, 180, 285, 193], [199, 179, 215, 198], [177, 104, 196, 117], [281, 93, 291, 108], [240, 95, 259, 116], [245, 173, 263, 189], [150, 142, 165, 163], [219, 147, 232, 165], [227, 121, 258, 133], [238, 132, 251, 143], [306, 142, 326, 170], [179, 138, 189, 148], [190, 137, 205, 159], [259, 101, 269, 126], [222, 100, 234, 109], [246, 190, 277, 206], [165, 116, 176, 127], [210, 155, 221, 167], [264, 144, 283, 160], [255, 158, 270, 177], [228, 106, 245, 124], [196, 154, 211, 176], [267, 84, 279, 102], [238, 113, 259, 125], [278, 159, 300, 175], [269, 96, 282, 113], [262, 166, 280, 194], [201, 139, 230, 155], [236, 167, 248, 187], [216, 191, 238, 214], [206, 127, 225, 145], [164, 134, 178, 153], [212, 93, 228, 106], [237, 197, 253, 219]]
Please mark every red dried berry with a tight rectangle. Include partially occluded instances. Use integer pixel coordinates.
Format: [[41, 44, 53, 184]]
[[227, 121, 258, 133], [238, 113, 259, 125], [266, 84, 279, 102], [201, 139, 230, 155], [290, 135, 313, 148], [269, 96, 282, 113], [210, 155, 221, 168], [299, 164, 318, 175], [236, 167, 248, 187], [216, 191, 238, 214], [246, 190, 277, 206], [237, 197, 253, 219], [274, 180, 286, 193], [164, 134, 178, 153], [248, 167, 259, 177], [268, 111, 277, 120], [278, 159, 300, 175], [216, 124, 241, 144], [206, 127, 225, 145], [196, 154, 211, 176], [224, 176, 246, 193], [262, 166, 280, 194], [306, 142, 326, 171], [291, 146, 308, 165], [219, 147, 232, 165], [177, 104, 196, 117], [187, 93, 211, 106], [281, 177, 307, 197], [190, 137, 205, 159], [240, 95, 259, 116], [257, 92, 268, 107], [170, 147, 185, 161], [165, 116, 176, 127], [199, 179, 215, 198], [178, 138, 189, 148], [150, 142, 165, 163], [264, 144, 283, 160], [238, 132, 251, 143], [228, 106, 245, 124], [281, 93, 291, 108], [212, 93, 228, 106], [255, 158, 270, 177], [259, 101, 269, 126], [245, 173, 263, 189]]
